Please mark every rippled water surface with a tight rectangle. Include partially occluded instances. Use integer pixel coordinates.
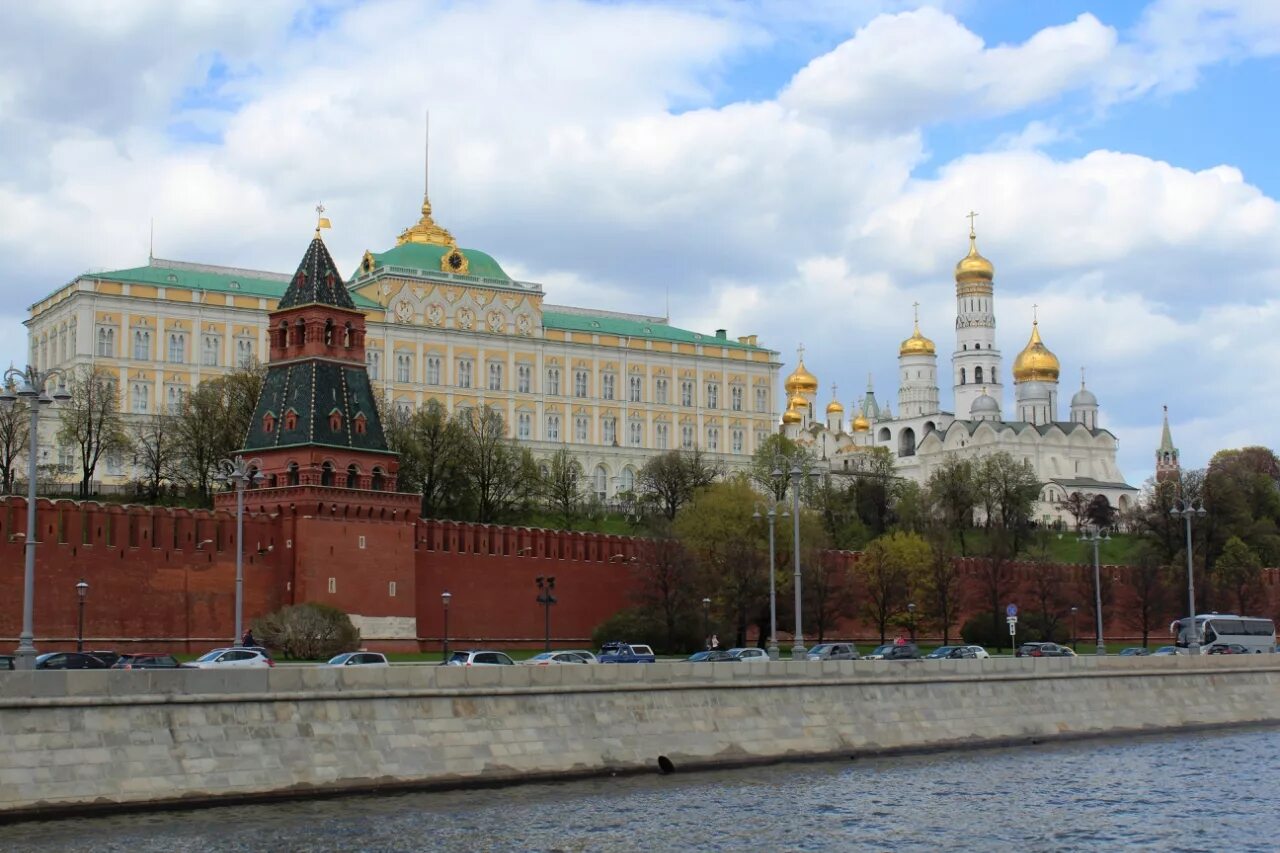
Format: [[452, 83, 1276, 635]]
[[6, 726, 1279, 852]]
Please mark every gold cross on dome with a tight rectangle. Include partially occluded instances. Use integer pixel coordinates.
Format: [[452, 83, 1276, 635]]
[[316, 202, 326, 217], [912, 301, 920, 324], [797, 343, 805, 362], [831, 382, 838, 400], [1032, 303, 1039, 323], [966, 210, 979, 236]]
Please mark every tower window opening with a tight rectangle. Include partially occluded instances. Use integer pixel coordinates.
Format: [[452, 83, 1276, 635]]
[[975, 366, 983, 384], [960, 368, 966, 385]]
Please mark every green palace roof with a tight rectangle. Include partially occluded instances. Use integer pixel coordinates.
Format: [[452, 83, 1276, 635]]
[[542, 310, 772, 351], [82, 259, 382, 309], [361, 242, 511, 282]]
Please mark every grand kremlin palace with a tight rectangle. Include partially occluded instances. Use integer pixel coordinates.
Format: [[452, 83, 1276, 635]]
[[24, 196, 781, 497]]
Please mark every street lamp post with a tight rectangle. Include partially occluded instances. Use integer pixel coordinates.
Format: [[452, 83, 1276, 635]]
[[1171, 499, 1208, 655], [789, 462, 806, 660], [1070, 605, 1079, 652], [701, 597, 711, 649], [907, 602, 917, 644], [753, 499, 786, 660], [75, 579, 89, 652], [215, 455, 260, 646], [1079, 526, 1110, 656], [1, 365, 71, 670], [535, 576, 556, 652], [441, 591, 452, 661]]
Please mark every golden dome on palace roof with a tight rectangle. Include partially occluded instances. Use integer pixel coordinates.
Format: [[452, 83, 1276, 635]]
[[784, 357, 819, 395], [1012, 321, 1060, 382], [955, 228, 994, 285]]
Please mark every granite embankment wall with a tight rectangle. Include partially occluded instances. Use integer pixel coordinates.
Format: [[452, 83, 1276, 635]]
[[2, 655, 1279, 819]]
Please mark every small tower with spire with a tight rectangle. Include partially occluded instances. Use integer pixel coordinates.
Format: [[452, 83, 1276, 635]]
[[898, 302, 940, 419], [1070, 367, 1099, 430], [952, 212, 1004, 420], [1156, 405, 1180, 484]]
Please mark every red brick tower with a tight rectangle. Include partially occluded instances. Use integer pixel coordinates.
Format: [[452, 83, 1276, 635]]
[[1155, 404, 1181, 487]]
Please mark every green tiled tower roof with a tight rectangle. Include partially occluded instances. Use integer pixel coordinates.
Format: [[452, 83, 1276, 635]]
[[242, 360, 388, 452], [277, 236, 357, 310]]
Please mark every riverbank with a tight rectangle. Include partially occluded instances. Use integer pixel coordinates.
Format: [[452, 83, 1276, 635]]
[[2, 654, 1278, 821]]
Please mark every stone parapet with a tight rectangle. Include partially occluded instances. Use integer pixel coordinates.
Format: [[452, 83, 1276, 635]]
[[1, 655, 1278, 820]]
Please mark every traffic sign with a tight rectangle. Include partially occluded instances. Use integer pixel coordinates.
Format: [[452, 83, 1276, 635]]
[[1006, 603, 1018, 617]]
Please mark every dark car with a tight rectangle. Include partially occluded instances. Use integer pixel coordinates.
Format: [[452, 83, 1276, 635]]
[[88, 650, 121, 668], [1017, 642, 1073, 658], [687, 650, 736, 662], [1118, 647, 1150, 657], [942, 646, 978, 659], [34, 652, 108, 670], [597, 642, 657, 664], [112, 653, 181, 670], [866, 643, 921, 660], [1207, 643, 1249, 655]]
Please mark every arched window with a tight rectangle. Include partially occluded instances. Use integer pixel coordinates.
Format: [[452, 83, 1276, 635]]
[[344, 322, 354, 348], [371, 467, 384, 491], [346, 464, 359, 489], [620, 466, 635, 493], [975, 366, 983, 384], [248, 467, 259, 490], [594, 465, 608, 501], [293, 319, 305, 347], [324, 319, 334, 346], [287, 462, 300, 486], [277, 321, 289, 349], [320, 462, 334, 487], [960, 368, 966, 385], [898, 427, 917, 458]]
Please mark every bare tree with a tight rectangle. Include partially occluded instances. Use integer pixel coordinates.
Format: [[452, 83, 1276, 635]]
[[0, 397, 29, 495], [455, 405, 529, 524], [973, 528, 1017, 652], [926, 456, 978, 555], [630, 537, 700, 651], [130, 414, 177, 503], [1128, 547, 1172, 648], [540, 447, 587, 528], [57, 367, 129, 498], [918, 524, 962, 645], [384, 399, 465, 518], [1058, 491, 1090, 531], [637, 449, 722, 520], [803, 549, 857, 643]]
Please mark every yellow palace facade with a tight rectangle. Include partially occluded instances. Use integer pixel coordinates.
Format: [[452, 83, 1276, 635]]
[[25, 195, 780, 496]]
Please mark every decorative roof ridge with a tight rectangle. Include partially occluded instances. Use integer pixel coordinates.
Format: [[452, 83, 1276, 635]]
[[145, 257, 292, 282]]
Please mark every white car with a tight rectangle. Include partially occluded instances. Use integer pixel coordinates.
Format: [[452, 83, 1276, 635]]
[[727, 647, 770, 663], [324, 652, 389, 667], [521, 652, 589, 666], [964, 645, 991, 659], [559, 649, 599, 663], [185, 648, 273, 669]]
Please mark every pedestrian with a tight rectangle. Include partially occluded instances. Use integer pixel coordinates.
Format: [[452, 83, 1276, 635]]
[[710, 634, 719, 650], [242, 628, 257, 648]]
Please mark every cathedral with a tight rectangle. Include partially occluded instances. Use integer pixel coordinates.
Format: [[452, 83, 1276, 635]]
[[779, 223, 1138, 524]]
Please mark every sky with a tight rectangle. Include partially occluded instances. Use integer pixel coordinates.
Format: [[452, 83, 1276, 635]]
[[2, 0, 1278, 485]]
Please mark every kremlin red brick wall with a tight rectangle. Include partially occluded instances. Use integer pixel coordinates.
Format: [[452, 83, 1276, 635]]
[[2, 497, 1277, 655]]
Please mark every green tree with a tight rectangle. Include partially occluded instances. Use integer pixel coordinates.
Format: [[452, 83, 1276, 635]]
[[454, 404, 530, 524], [976, 452, 1040, 551], [925, 457, 978, 555], [845, 447, 900, 536], [750, 433, 812, 502], [675, 479, 767, 647], [1216, 535, 1264, 615], [629, 536, 701, 653], [857, 531, 929, 643], [57, 366, 129, 498], [384, 399, 465, 518], [168, 367, 266, 505]]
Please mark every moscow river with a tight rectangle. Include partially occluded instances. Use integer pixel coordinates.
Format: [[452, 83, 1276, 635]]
[[6, 726, 1279, 852]]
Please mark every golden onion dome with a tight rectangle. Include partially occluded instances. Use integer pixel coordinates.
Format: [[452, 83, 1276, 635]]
[[852, 411, 870, 432], [783, 358, 819, 395], [781, 407, 802, 425], [955, 230, 994, 284], [826, 399, 844, 414], [899, 320, 936, 357], [1012, 322, 1060, 382]]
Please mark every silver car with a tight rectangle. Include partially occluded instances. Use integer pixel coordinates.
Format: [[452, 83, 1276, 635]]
[[520, 652, 589, 666], [185, 648, 272, 669], [325, 652, 389, 667], [727, 647, 770, 663], [807, 643, 859, 661], [445, 650, 515, 666]]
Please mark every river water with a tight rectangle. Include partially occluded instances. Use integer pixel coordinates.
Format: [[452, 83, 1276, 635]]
[[6, 726, 1279, 852]]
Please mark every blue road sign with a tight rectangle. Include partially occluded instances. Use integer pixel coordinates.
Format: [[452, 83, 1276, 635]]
[[1006, 603, 1018, 617]]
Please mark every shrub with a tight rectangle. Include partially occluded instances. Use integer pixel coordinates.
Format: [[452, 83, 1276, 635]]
[[252, 603, 361, 660]]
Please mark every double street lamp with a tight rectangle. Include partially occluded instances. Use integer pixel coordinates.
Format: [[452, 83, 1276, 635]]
[[752, 502, 789, 660], [787, 462, 807, 660], [907, 602, 917, 644], [1171, 499, 1208, 655], [441, 591, 452, 661], [701, 597, 711, 649], [1070, 605, 1079, 651], [75, 579, 89, 652], [535, 576, 556, 652], [1079, 525, 1110, 656], [1, 365, 71, 670], [215, 455, 260, 646]]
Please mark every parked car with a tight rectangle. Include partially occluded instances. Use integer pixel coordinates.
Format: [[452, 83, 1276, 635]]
[[1151, 645, 1181, 656], [34, 652, 108, 670], [597, 642, 656, 664], [727, 647, 769, 663], [963, 645, 991, 659], [325, 652, 390, 667], [942, 647, 978, 659], [687, 650, 736, 662], [1118, 647, 1150, 657], [0, 655, 14, 671], [925, 646, 959, 659], [521, 652, 588, 666], [559, 649, 599, 663], [87, 650, 121, 668], [1017, 642, 1074, 658], [112, 653, 181, 670], [807, 643, 859, 661], [185, 648, 273, 669], [445, 650, 515, 666], [1206, 643, 1250, 655], [865, 643, 921, 661]]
